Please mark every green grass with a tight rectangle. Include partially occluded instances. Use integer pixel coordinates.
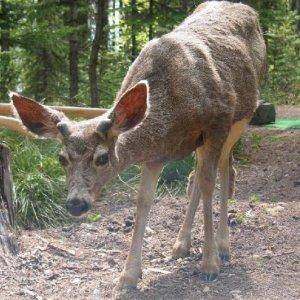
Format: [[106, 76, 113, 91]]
[[250, 133, 262, 150], [0, 129, 69, 228], [249, 194, 261, 205], [233, 138, 250, 165], [266, 118, 300, 130]]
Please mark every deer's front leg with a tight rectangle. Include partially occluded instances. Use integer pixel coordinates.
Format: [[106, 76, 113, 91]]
[[114, 162, 162, 293]]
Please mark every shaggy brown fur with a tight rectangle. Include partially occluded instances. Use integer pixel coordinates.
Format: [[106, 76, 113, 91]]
[[115, 0, 266, 168]]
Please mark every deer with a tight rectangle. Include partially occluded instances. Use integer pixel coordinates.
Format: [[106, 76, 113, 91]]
[[9, 1, 266, 295]]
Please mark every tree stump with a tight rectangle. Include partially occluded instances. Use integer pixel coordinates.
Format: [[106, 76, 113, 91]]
[[0, 144, 18, 255]]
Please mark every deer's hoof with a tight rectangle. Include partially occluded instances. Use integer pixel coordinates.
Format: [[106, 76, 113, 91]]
[[217, 244, 230, 263], [115, 267, 141, 293], [219, 252, 230, 262], [112, 285, 136, 300], [172, 240, 191, 258], [201, 255, 220, 282], [113, 274, 139, 300], [202, 272, 219, 282]]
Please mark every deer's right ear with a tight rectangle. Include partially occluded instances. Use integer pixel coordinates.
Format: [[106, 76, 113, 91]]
[[10, 92, 67, 139]]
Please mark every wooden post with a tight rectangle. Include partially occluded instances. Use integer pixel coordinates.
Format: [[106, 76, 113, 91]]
[[0, 144, 18, 255]]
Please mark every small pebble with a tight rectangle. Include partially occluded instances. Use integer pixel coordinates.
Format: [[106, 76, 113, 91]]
[[71, 278, 81, 285]]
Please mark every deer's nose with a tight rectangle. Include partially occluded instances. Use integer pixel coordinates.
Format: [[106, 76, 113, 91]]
[[66, 198, 91, 216]]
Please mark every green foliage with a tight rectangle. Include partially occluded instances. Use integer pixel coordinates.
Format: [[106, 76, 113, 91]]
[[255, 0, 299, 104], [236, 212, 246, 225], [1, 0, 298, 105], [160, 155, 194, 185], [0, 51, 17, 100], [233, 138, 250, 165], [249, 194, 261, 205], [0, 129, 68, 228], [87, 212, 101, 222], [250, 133, 262, 150]]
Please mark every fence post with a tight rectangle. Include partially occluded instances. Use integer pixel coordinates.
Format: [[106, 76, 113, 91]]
[[0, 144, 18, 255]]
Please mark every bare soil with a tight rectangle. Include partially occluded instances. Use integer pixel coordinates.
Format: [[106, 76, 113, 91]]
[[0, 107, 299, 299]]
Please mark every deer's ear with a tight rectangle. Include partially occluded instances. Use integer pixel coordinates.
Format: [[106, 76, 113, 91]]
[[10, 92, 67, 139], [110, 80, 148, 134]]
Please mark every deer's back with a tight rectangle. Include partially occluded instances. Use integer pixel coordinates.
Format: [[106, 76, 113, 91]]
[[116, 1, 266, 165]]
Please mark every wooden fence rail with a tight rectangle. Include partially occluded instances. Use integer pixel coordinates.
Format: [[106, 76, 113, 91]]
[[0, 103, 106, 119]]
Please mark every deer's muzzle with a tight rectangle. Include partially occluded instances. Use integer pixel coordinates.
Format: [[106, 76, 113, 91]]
[[66, 197, 91, 216]]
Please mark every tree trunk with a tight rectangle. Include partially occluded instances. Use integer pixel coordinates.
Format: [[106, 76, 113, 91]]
[[68, 0, 79, 105], [291, 0, 300, 33], [0, 1, 10, 51], [0, 0, 11, 101], [181, 0, 188, 14], [148, 0, 154, 41], [0, 144, 18, 255], [89, 0, 108, 107], [131, 0, 137, 62], [38, 49, 52, 101]]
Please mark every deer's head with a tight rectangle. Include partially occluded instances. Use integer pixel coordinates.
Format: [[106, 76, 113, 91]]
[[11, 81, 149, 216]]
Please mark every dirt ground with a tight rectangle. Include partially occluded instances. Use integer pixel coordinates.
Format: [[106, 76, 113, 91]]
[[0, 106, 299, 299]]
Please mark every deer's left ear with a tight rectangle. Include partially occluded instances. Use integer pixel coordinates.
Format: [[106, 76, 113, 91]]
[[110, 80, 149, 133], [96, 81, 148, 139]]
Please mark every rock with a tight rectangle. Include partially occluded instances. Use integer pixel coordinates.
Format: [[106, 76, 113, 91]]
[[163, 256, 173, 263], [123, 216, 134, 233], [266, 205, 285, 216], [145, 267, 171, 275], [107, 257, 117, 267], [123, 226, 132, 233], [293, 181, 300, 187], [71, 278, 81, 285], [93, 288, 100, 296], [124, 218, 134, 227], [145, 226, 155, 236], [21, 289, 42, 300], [107, 220, 121, 232], [250, 101, 276, 125], [252, 254, 260, 259], [62, 225, 74, 232], [262, 250, 273, 259], [228, 213, 237, 227], [203, 286, 210, 293]]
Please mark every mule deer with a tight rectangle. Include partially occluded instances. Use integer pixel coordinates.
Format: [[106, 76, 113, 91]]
[[10, 1, 266, 294]]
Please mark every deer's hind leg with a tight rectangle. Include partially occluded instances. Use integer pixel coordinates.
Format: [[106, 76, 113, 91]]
[[172, 147, 236, 259], [172, 156, 202, 258], [216, 118, 249, 262]]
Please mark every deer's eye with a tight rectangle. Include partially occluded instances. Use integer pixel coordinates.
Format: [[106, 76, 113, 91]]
[[94, 152, 109, 166], [58, 154, 69, 167]]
